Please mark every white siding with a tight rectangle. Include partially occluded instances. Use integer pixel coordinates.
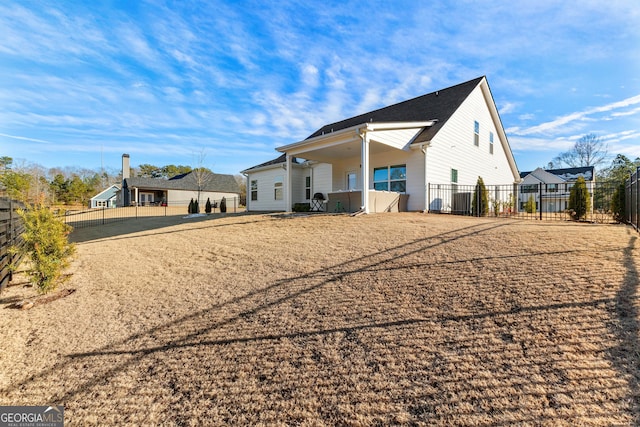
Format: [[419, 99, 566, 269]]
[[245, 167, 287, 211], [427, 85, 517, 187], [167, 189, 239, 206]]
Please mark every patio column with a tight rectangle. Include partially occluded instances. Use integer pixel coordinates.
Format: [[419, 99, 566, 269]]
[[360, 130, 370, 214], [285, 153, 293, 212]]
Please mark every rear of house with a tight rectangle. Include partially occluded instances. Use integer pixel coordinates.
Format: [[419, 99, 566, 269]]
[[243, 76, 519, 213]]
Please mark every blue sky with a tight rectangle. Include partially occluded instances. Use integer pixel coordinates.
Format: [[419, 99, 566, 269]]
[[1, 0, 639, 176]]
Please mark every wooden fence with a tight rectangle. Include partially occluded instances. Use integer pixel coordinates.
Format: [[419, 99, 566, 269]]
[[0, 198, 25, 292]]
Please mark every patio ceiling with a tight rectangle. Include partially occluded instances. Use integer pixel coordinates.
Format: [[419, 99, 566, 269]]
[[277, 121, 435, 163]]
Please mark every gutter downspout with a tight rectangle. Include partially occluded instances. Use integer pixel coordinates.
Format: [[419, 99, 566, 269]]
[[421, 143, 431, 213], [241, 172, 249, 211], [359, 128, 370, 214]]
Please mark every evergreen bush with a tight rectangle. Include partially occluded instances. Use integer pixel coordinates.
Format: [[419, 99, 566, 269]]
[[205, 198, 212, 214], [569, 176, 591, 220], [11, 205, 75, 294], [525, 195, 537, 214], [472, 176, 488, 217], [188, 198, 194, 214], [220, 197, 227, 213], [611, 182, 626, 223], [194, 199, 199, 214]]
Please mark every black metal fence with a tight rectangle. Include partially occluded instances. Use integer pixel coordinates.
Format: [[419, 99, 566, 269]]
[[61, 196, 242, 229], [428, 182, 621, 223], [627, 167, 640, 232], [0, 198, 25, 292]]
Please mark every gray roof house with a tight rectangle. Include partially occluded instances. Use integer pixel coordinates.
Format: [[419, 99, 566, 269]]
[[89, 184, 120, 209], [117, 154, 241, 207], [518, 166, 595, 213]]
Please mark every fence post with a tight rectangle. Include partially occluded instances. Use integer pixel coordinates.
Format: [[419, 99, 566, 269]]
[[8, 199, 13, 283], [539, 183, 543, 220], [636, 167, 639, 231]]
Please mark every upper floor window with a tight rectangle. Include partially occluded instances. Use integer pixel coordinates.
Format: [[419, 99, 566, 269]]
[[373, 165, 406, 192], [474, 121, 480, 146], [489, 132, 494, 154], [451, 168, 458, 183]]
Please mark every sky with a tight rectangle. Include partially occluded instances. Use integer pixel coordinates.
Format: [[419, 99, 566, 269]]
[[1, 0, 639, 177]]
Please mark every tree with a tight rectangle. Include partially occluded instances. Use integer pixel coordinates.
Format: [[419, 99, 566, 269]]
[[0, 170, 32, 201], [599, 154, 640, 183], [569, 176, 591, 220], [525, 195, 537, 214], [611, 182, 626, 223], [11, 205, 75, 293], [472, 176, 488, 217], [191, 151, 213, 210], [138, 164, 162, 178], [553, 133, 608, 168], [0, 156, 13, 172]]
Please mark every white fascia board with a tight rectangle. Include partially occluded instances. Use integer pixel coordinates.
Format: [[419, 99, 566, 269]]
[[479, 78, 520, 181], [364, 121, 435, 131], [276, 123, 364, 153]]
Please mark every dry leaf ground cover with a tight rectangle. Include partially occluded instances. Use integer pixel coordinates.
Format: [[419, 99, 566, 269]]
[[1, 212, 639, 426]]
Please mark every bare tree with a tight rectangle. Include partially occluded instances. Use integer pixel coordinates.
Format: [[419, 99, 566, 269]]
[[191, 150, 213, 213], [553, 133, 608, 168]]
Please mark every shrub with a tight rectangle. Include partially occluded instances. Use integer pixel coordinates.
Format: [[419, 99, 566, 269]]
[[11, 205, 75, 294], [205, 198, 212, 214], [525, 195, 537, 214], [569, 176, 591, 220], [220, 197, 227, 213], [188, 198, 194, 214], [611, 182, 626, 223], [194, 199, 199, 214], [292, 203, 311, 212], [472, 176, 488, 217]]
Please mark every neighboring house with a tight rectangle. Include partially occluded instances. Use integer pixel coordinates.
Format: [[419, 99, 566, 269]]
[[116, 154, 241, 207], [518, 166, 595, 213], [89, 184, 120, 208], [242, 76, 520, 213]]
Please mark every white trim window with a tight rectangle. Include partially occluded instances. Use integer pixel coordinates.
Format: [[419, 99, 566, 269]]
[[489, 131, 494, 154], [305, 176, 311, 200], [373, 165, 406, 192], [474, 121, 480, 146], [250, 180, 258, 201], [274, 176, 283, 200]]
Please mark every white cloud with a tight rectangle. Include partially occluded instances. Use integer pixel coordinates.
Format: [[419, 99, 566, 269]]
[[513, 93, 640, 136]]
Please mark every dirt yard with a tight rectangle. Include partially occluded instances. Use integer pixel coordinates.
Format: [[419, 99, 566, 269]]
[[1, 213, 638, 426]]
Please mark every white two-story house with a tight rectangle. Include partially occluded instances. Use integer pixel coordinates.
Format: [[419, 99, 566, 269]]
[[242, 76, 520, 213]]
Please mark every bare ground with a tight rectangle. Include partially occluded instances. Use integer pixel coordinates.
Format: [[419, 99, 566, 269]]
[[0, 213, 638, 426]]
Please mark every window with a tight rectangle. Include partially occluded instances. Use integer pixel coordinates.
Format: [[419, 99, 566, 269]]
[[546, 184, 558, 192], [521, 184, 538, 193], [489, 132, 494, 154], [347, 172, 357, 190], [373, 165, 406, 192], [451, 168, 458, 183], [250, 180, 258, 201], [274, 176, 283, 200], [305, 176, 311, 200], [474, 121, 480, 146]]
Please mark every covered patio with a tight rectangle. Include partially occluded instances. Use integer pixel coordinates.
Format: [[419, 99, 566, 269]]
[[276, 121, 436, 214]]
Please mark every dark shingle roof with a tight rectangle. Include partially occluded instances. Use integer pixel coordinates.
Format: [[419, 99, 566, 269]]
[[124, 171, 240, 193], [306, 76, 484, 143], [241, 154, 303, 172], [520, 166, 595, 181]]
